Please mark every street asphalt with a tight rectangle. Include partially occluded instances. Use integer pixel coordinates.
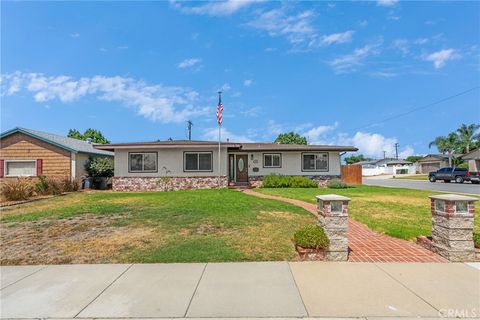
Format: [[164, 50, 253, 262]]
[[364, 178, 480, 195], [1, 262, 479, 319]]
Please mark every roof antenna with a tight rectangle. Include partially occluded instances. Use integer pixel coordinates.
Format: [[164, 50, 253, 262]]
[[187, 120, 193, 141]]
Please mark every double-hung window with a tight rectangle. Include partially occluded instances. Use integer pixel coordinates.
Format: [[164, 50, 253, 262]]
[[302, 153, 328, 171], [129, 152, 157, 173], [264, 153, 281, 168], [5, 160, 36, 177], [184, 152, 213, 171]]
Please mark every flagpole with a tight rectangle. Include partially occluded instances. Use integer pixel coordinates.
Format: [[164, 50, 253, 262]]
[[218, 122, 221, 188], [217, 91, 222, 189]]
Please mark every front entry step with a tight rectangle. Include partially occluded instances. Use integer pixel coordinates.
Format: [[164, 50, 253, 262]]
[[228, 182, 252, 189]]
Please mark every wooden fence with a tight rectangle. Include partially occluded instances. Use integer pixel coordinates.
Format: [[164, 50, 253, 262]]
[[341, 165, 362, 185]]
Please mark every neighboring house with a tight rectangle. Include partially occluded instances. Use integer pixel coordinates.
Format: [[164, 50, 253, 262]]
[[0, 127, 113, 180], [94, 140, 358, 191], [357, 158, 415, 176], [417, 154, 462, 173], [462, 149, 480, 172]]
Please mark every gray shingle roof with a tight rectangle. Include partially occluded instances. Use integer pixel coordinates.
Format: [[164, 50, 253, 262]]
[[1, 127, 113, 156], [94, 140, 358, 152]]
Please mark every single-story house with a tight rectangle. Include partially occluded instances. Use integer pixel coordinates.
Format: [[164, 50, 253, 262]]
[[0, 127, 113, 180], [462, 149, 480, 172], [94, 140, 358, 191], [356, 158, 415, 176], [417, 154, 462, 173]]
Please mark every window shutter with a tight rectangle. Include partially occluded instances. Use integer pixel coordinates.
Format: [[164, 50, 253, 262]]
[[0, 160, 4, 178], [36, 159, 43, 176]]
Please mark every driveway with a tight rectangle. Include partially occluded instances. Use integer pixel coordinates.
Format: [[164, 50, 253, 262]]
[[364, 178, 480, 195], [1, 262, 479, 319]]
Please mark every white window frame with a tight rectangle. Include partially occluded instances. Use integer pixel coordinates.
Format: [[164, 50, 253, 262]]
[[263, 153, 282, 168], [302, 152, 329, 172], [128, 152, 158, 173], [184, 151, 213, 172], [4, 160, 37, 177]]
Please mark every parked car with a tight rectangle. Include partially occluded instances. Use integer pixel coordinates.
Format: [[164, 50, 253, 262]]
[[469, 171, 480, 184], [428, 167, 476, 184]]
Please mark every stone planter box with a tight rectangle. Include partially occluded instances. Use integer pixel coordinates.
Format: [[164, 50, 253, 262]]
[[295, 244, 325, 261]]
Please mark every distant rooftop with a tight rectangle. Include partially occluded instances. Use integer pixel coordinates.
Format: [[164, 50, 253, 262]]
[[0, 127, 113, 156]]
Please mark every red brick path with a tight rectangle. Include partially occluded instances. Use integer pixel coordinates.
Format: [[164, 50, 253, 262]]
[[242, 189, 447, 263]]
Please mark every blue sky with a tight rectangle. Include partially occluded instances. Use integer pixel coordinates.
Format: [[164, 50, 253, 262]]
[[1, 0, 479, 158]]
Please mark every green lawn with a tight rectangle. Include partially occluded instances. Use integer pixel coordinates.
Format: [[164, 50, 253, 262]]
[[254, 185, 480, 241], [0, 189, 315, 265], [395, 174, 429, 180]]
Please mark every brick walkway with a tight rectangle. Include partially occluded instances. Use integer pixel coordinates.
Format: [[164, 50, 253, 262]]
[[241, 189, 447, 263]]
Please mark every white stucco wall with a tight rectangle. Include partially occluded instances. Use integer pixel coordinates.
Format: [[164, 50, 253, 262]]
[[243, 151, 341, 176], [75, 153, 90, 178], [114, 147, 229, 177], [113, 149, 342, 177]]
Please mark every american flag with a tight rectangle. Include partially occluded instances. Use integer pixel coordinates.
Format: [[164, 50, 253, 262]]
[[216, 94, 223, 125]]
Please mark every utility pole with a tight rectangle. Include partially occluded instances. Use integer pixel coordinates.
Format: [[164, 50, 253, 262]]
[[382, 150, 386, 160], [394, 143, 399, 160], [187, 120, 193, 141]]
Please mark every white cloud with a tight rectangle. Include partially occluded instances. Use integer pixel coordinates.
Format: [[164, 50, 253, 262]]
[[70, 32, 80, 38], [328, 40, 382, 73], [423, 48, 460, 69], [1, 71, 208, 123], [393, 38, 409, 55], [304, 122, 339, 144], [399, 146, 414, 159], [243, 79, 253, 87], [171, 0, 261, 16], [202, 127, 254, 142], [377, 0, 398, 7], [247, 8, 316, 45], [220, 83, 231, 92], [370, 71, 397, 78], [358, 20, 368, 27], [316, 31, 354, 46], [414, 38, 429, 45], [117, 45, 129, 50], [177, 58, 202, 68]]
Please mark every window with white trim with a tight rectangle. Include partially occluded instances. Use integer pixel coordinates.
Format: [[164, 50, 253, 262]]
[[302, 153, 328, 171], [5, 160, 36, 177], [264, 153, 281, 168], [129, 152, 157, 172], [184, 152, 212, 171]]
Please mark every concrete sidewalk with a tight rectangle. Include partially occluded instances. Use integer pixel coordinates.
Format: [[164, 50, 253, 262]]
[[1, 262, 479, 319]]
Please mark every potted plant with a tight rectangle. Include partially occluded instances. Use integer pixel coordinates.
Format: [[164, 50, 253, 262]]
[[84, 157, 114, 190], [293, 225, 330, 261]]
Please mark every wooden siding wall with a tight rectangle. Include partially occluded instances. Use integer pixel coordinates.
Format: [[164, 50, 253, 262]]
[[0, 132, 71, 178], [341, 165, 362, 185]]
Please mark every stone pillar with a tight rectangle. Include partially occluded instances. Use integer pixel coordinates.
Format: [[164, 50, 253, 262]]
[[316, 194, 351, 261], [429, 194, 477, 262]]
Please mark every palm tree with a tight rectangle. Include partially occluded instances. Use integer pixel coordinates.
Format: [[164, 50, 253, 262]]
[[429, 133, 459, 166], [456, 123, 480, 154]]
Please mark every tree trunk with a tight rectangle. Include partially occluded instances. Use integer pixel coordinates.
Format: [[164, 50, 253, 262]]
[[448, 152, 452, 167]]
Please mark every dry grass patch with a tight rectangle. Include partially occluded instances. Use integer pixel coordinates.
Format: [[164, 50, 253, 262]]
[[0, 213, 159, 265], [359, 195, 428, 207]]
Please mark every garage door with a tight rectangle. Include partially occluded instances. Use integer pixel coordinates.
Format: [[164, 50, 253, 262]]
[[421, 163, 440, 173]]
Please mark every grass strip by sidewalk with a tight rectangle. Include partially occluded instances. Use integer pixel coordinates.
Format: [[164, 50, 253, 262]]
[[253, 185, 480, 241]]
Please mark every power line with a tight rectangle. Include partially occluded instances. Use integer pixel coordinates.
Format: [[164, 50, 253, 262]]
[[353, 86, 480, 131]]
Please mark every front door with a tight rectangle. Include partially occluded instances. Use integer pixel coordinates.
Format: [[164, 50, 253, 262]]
[[235, 155, 248, 183]]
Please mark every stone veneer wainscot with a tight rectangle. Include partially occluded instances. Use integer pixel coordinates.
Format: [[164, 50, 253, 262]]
[[113, 176, 228, 192]]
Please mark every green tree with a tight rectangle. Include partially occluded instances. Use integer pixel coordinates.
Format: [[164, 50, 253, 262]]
[[429, 132, 459, 167], [67, 129, 84, 140], [344, 154, 367, 165], [84, 157, 114, 177], [456, 123, 480, 154], [406, 155, 423, 163], [274, 132, 307, 145], [68, 128, 110, 144]]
